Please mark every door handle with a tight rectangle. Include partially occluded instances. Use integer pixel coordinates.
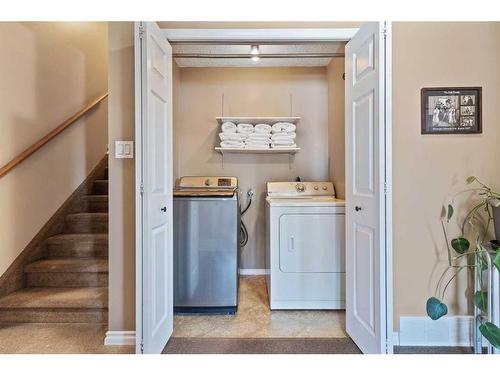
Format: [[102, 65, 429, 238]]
[[355, 206, 362, 212], [289, 236, 295, 252], [160, 206, 167, 212]]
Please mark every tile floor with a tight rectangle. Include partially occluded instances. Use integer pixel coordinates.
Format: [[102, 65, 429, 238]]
[[173, 276, 348, 338]]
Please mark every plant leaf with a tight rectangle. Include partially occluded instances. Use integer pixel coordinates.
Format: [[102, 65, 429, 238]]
[[479, 322, 500, 349], [466, 176, 477, 184], [426, 297, 448, 320], [473, 291, 488, 313], [447, 204, 454, 222], [493, 249, 500, 273], [451, 237, 470, 254]]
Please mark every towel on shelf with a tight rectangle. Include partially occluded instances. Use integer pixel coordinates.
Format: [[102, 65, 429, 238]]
[[245, 141, 270, 149], [254, 123, 272, 134], [247, 132, 272, 141], [271, 143, 297, 149], [237, 123, 254, 134], [221, 121, 237, 133], [272, 122, 296, 133], [220, 140, 245, 149], [271, 132, 296, 140], [271, 138, 296, 147], [219, 132, 247, 142]]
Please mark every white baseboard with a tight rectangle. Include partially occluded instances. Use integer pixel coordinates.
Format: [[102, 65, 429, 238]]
[[104, 331, 136, 346], [239, 268, 267, 276], [398, 315, 483, 347]]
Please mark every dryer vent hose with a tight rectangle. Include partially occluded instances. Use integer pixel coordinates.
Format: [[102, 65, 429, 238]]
[[240, 189, 254, 248]]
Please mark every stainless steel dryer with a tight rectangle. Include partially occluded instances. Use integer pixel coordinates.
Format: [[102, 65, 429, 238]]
[[173, 176, 239, 314]]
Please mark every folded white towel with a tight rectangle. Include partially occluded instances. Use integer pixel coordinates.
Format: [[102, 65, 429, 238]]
[[221, 122, 237, 133], [272, 122, 296, 133], [254, 123, 272, 134], [219, 132, 247, 142], [246, 137, 271, 144], [271, 138, 295, 147], [245, 141, 270, 149], [271, 132, 296, 140], [237, 123, 254, 134], [271, 143, 297, 149], [247, 133, 271, 141], [220, 140, 245, 148]]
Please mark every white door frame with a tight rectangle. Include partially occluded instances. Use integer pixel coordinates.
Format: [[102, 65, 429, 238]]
[[135, 23, 393, 354]]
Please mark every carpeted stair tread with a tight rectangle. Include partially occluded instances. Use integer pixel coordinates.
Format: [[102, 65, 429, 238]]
[[25, 258, 108, 273], [47, 233, 108, 243], [81, 195, 108, 201], [64, 213, 108, 234], [81, 195, 108, 212], [0, 287, 108, 309], [47, 234, 108, 258]]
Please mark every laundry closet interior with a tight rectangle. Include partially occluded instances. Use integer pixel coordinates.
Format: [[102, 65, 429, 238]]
[[136, 22, 391, 354], [171, 31, 345, 330]]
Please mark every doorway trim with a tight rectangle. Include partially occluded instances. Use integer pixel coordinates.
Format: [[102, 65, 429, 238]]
[[135, 23, 393, 354], [162, 28, 359, 43]]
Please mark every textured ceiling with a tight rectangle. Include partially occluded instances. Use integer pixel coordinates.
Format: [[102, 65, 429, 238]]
[[172, 43, 345, 67]]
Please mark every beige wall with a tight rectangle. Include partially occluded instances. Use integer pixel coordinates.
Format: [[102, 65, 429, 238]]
[[0, 22, 108, 276], [326, 58, 345, 198], [108, 22, 136, 331], [174, 67, 329, 268], [392, 22, 500, 329]]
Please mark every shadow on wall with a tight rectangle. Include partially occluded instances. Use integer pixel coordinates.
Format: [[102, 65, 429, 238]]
[[0, 22, 108, 277]]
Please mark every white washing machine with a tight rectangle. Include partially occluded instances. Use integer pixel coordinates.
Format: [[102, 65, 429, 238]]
[[265, 181, 345, 310]]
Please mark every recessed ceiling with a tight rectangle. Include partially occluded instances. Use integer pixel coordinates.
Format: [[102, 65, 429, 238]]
[[172, 43, 345, 68]]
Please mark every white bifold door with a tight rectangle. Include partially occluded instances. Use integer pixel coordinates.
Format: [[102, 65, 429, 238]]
[[135, 21, 173, 354], [345, 22, 392, 354]]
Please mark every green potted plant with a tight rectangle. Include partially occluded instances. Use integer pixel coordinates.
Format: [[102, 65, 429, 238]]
[[426, 176, 500, 350]]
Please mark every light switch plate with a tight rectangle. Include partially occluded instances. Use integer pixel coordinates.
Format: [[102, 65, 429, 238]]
[[115, 141, 134, 159]]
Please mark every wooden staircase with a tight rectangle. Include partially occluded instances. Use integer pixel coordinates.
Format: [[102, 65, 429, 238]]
[[0, 167, 109, 323]]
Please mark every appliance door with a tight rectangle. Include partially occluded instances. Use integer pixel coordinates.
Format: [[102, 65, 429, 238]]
[[174, 196, 238, 307], [279, 213, 345, 273]]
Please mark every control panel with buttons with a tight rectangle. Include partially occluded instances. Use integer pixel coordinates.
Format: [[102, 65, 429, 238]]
[[267, 181, 336, 197]]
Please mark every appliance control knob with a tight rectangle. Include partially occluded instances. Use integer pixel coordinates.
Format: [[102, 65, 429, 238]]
[[204, 179, 210, 186], [296, 183, 305, 192], [322, 186, 328, 191], [314, 186, 319, 191]]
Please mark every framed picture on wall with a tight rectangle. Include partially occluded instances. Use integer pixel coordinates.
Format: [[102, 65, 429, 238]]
[[421, 87, 482, 134]]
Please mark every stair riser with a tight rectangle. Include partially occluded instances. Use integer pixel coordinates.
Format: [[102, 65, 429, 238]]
[[64, 219, 108, 234], [48, 242, 108, 258], [0, 309, 107, 323], [26, 273, 108, 288], [93, 182, 108, 195], [82, 200, 108, 213]]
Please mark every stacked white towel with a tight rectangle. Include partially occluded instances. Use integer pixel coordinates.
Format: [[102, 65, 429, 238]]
[[219, 121, 245, 148], [237, 123, 254, 134], [245, 123, 271, 148], [219, 121, 296, 149], [272, 122, 296, 133], [271, 122, 296, 148]]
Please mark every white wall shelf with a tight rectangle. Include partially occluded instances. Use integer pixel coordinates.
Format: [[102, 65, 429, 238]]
[[215, 147, 300, 155], [216, 116, 301, 125]]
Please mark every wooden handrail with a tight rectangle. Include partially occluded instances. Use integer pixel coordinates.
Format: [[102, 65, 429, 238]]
[[0, 93, 108, 179]]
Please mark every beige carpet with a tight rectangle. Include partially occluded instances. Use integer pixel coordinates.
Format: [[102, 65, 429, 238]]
[[0, 323, 133, 354]]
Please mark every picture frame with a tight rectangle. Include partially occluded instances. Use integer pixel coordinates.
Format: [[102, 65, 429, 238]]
[[421, 87, 482, 134]]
